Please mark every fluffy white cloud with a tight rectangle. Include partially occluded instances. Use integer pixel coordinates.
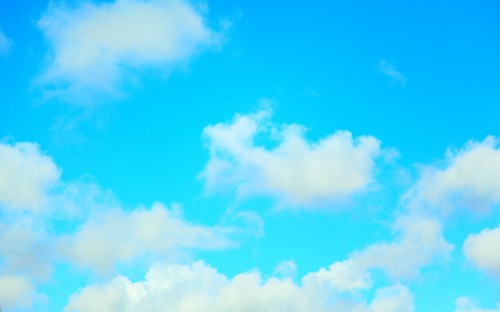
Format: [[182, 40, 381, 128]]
[[303, 215, 452, 290], [0, 142, 61, 212], [38, 0, 221, 97], [376, 60, 406, 85], [65, 261, 413, 312], [201, 109, 382, 206], [455, 296, 500, 312], [0, 31, 11, 56], [463, 225, 500, 276], [59, 203, 235, 274], [0, 275, 37, 310], [405, 136, 500, 213]]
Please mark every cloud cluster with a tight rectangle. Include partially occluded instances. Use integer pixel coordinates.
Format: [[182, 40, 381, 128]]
[[201, 109, 382, 206], [38, 0, 221, 98], [463, 225, 500, 276], [404, 136, 500, 213], [65, 261, 414, 312], [0, 140, 251, 310]]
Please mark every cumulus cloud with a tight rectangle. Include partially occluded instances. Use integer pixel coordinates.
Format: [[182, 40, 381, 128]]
[[38, 0, 222, 99], [0, 31, 11, 56], [303, 215, 452, 290], [65, 261, 413, 312], [0, 141, 61, 212], [463, 225, 500, 276], [201, 109, 382, 206], [0, 275, 37, 311], [377, 60, 406, 85], [404, 136, 500, 213], [59, 203, 236, 274]]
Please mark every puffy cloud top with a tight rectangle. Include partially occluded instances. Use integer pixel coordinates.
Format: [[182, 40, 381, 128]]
[[201, 109, 382, 206], [405, 136, 500, 213], [463, 225, 500, 276]]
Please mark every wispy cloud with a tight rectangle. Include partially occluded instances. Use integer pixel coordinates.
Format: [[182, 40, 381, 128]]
[[0, 30, 11, 56], [377, 60, 406, 85], [37, 0, 223, 102]]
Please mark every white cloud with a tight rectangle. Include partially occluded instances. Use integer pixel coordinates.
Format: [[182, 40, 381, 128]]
[[0, 220, 54, 280], [455, 296, 500, 312], [201, 109, 382, 206], [0, 141, 61, 212], [463, 225, 500, 276], [59, 203, 236, 274], [38, 0, 221, 98], [0, 275, 37, 311], [65, 260, 413, 312], [377, 60, 406, 85], [0, 31, 11, 56], [303, 215, 452, 290], [369, 284, 414, 312], [404, 136, 500, 213]]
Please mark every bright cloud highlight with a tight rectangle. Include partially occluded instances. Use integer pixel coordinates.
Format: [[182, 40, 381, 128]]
[[65, 261, 414, 312], [201, 109, 382, 206], [38, 0, 221, 98]]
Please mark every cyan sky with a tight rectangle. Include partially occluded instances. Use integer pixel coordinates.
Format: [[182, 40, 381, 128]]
[[0, 0, 499, 311]]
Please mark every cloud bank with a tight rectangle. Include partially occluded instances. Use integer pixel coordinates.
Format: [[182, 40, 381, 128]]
[[65, 261, 414, 312], [201, 109, 382, 206]]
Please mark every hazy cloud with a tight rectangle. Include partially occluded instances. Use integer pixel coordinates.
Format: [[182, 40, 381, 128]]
[[0, 31, 11, 56], [377, 60, 406, 85], [38, 0, 222, 100], [60, 203, 236, 275]]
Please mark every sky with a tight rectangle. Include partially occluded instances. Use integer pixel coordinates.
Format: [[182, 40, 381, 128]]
[[0, 0, 500, 311]]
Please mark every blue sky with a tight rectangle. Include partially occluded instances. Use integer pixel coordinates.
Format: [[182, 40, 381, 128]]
[[1, 0, 500, 311]]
